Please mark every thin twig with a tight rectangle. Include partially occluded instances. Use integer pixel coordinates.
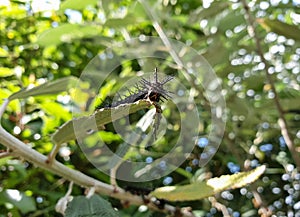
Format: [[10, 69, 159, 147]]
[[209, 197, 231, 217], [139, 0, 212, 111], [0, 98, 9, 118], [139, 0, 226, 169], [0, 150, 14, 158], [55, 181, 74, 215], [224, 133, 272, 216], [240, 0, 300, 170], [251, 187, 272, 217]]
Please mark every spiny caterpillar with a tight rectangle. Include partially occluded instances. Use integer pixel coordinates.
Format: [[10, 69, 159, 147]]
[[96, 68, 173, 140], [96, 68, 173, 109]]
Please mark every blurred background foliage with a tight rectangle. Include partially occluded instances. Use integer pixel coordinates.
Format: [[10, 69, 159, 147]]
[[0, 0, 300, 216]]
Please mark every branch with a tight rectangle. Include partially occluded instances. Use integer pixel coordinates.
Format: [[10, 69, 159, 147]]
[[0, 149, 15, 159], [0, 98, 9, 117], [0, 101, 195, 217], [240, 0, 300, 170]]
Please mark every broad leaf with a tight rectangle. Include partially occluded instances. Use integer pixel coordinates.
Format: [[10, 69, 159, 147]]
[[218, 11, 244, 33], [65, 195, 119, 217], [151, 165, 266, 201], [189, 1, 229, 23], [60, 0, 98, 11], [258, 18, 300, 41], [36, 24, 101, 46], [51, 100, 151, 145], [8, 76, 78, 100], [0, 67, 14, 77], [104, 14, 141, 28], [0, 47, 9, 57]]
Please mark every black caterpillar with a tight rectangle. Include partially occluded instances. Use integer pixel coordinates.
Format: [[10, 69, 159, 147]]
[[124, 185, 153, 196], [96, 68, 173, 108], [95, 68, 173, 140], [124, 185, 166, 209]]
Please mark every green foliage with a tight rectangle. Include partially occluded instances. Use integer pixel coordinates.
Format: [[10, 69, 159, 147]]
[[65, 195, 119, 217], [60, 0, 98, 11], [0, 67, 15, 77], [151, 165, 266, 201], [0, 189, 36, 214], [8, 76, 78, 100], [0, 0, 300, 216], [37, 24, 102, 47], [51, 100, 151, 145], [258, 18, 300, 41]]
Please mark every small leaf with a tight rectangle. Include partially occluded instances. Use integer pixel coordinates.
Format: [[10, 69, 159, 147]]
[[36, 24, 101, 46], [8, 76, 78, 100], [51, 100, 151, 145], [258, 18, 300, 41], [218, 11, 244, 33], [151, 165, 266, 201], [189, 1, 229, 23], [65, 195, 120, 217], [0, 67, 14, 77], [0, 189, 36, 214], [60, 0, 98, 11], [203, 38, 229, 66], [104, 14, 140, 28], [0, 47, 9, 57], [227, 97, 250, 116]]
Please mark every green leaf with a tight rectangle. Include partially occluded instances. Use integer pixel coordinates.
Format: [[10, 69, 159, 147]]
[[218, 11, 244, 33], [0, 67, 14, 77], [36, 24, 101, 47], [202, 37, 229, 66], [51, 100, 151, 145], [0, 189, 36, 214], [258, 18, 300, 41], [39, 101, 72, 121], [65, 195, 120, 217], [189, 1, 229, 23], [104, 14, 140, 28], [0, 47, 9, 57], [60, 0, 98, 11], [8, 76, 78, 100], [244, 74, 265, 91], [151, 165, 266, 201], [227, 97, 250, 116]]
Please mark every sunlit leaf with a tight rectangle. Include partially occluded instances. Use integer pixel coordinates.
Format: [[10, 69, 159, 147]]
[[0, 47, 9, 57], [39, 101, 72, 121], [65, 195, 119, 217], [218, 11, 244, 33], [151, 165, 266, 201], [189, 1, 229, 23], [0, 3, 27, 18], [104, 14, 141, 28], [8, 76, 78, 100], [51, 100, 151, 145], [258, 18, 300, 41], [60, 0, 98, 11], [36, 24, 101, 46], [0, 67, 14, 77]]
